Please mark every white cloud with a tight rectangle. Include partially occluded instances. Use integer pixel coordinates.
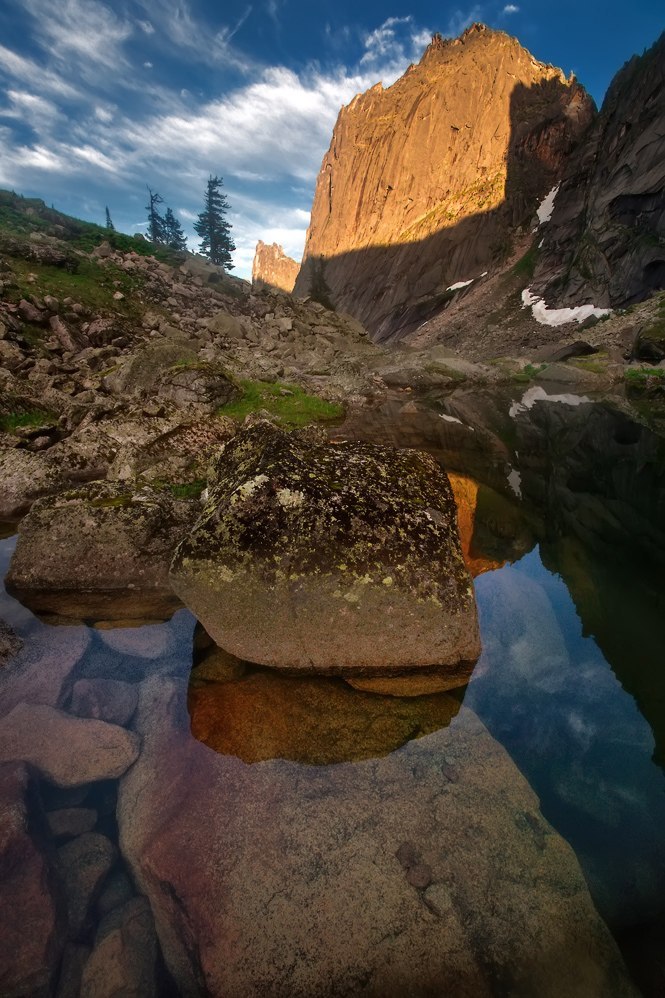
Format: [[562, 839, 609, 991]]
[[0, 43, 81, 99], [502, 4, 520, 13], [144, 61, 153, 69], [22, 0, 132, 69], [137, 19, 154, 34]]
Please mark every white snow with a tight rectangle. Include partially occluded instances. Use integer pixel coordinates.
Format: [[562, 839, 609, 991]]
[[521, 288, 612, 327], [439, 413, 475, 432], [446, 279, 474, 292], [536, 184, 560, 225], [509, 386, 592, 418], [507, 466, 522, 499]]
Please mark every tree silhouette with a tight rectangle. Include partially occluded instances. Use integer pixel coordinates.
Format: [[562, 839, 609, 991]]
[[105, 206, 115, 231], [194, 175, 235, 268], [145, 187, 166, 244], [164, 208, 187, 251]]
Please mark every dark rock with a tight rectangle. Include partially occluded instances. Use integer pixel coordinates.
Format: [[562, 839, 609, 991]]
[[156, 364, 240, 412], [47, 807, 98, 838], [96, 869, 135, 918], [533, 32, 665, 309], [531, 340, 599, 363], [170, 420, 480, 672], [0, 762, 65, 997], [57, 832, 118, 939], [0, 620, 22, 667], [55, 943, 91, 998]]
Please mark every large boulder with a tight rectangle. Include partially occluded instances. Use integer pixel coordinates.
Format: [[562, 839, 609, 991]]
[[156, 364, 239, 412], [0, 447, 69, 520], [170, 421, 480, 672], [6, 482, 195, 622]]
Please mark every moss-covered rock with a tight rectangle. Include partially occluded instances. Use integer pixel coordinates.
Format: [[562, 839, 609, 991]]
[[170, 420, 480, 672], [6, 481, 196, 622]]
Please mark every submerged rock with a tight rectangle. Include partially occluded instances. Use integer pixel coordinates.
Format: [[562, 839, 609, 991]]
[[0, 703, 140, 787], [6, 481, 195, 622], [80, 896, 158, 997], [57, 832, 118, 939], [170, 421, 480, 672], [0, 762, 65, 998], [119, 675, 637, 997]]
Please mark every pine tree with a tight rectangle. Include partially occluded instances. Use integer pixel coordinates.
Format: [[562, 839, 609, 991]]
[[194, 175, 235, 268], [105, 206, 115, 231], [309, 256, 335, 311], [163, 208, 188, 251], [145, 187, 166, 244]]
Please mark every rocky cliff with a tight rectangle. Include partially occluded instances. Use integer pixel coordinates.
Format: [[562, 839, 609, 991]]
[[532, 32, 665, 309], [252, 240, 299, 293], [295, 23, 595, 341]]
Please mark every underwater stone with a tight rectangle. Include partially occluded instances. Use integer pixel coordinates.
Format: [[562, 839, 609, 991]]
[[170, 420, 481, 673]]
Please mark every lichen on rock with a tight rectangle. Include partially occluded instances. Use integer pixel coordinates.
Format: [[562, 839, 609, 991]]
[[170, 420, 481, 672]]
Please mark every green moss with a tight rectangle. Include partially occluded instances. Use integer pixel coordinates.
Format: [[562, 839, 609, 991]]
[[641, 318, 665, 342], [0, 409, 55, 432], [163, 480, 206, 500], [625, 367, 665, 384], [218, 380, 344, 427], [569, 356, 607, 374], [512, 363, 547, 383], [512, 243, 539, 280]]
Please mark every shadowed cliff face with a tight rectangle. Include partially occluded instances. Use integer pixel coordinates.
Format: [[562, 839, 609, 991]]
[[532, 32, 665, 309], [295, 23, 595, 341]]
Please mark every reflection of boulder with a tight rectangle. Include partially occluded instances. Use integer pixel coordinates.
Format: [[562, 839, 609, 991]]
[[171, 421, 480, 672], [188, 669, 461, 763], [120, 675, 636, 997], [6, 482, 195, 623]]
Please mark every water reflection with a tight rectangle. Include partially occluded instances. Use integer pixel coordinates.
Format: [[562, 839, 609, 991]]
[[189, 669, 461, 764]]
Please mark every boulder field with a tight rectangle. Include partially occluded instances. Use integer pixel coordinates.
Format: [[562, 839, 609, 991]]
[[170, 420, 481, 673]]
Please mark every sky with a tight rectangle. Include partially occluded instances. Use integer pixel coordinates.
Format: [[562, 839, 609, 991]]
[[0, 2, 662, 279]]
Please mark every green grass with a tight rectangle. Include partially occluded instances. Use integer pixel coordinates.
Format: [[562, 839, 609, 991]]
[[511, 363, 547, 383], [512, 243, 539, 280], [219, 380, 344, 427], [5, 257, 146, 319], [569, 356, 608, 374], [0, 410, 55, 432], [166, 480, 207, 500], [625, 367, 665, 384]]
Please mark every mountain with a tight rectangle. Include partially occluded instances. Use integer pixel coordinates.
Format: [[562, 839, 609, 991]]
[[531, 31, 665, 310], [294, 24, 595, 341], [252, 240, 299, 293]]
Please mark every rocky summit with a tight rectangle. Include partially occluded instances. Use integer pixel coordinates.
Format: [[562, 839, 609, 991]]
[[170, 420, 480, 672], [295, 24, 595, 340], [252, 240, 300, 293]]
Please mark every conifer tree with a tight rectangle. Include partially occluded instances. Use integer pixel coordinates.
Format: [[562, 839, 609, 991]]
[[194, 175, 235, 268], [105, 206, 115, 231], [163, 208, 187, 251], [145, 187, 166, 244]]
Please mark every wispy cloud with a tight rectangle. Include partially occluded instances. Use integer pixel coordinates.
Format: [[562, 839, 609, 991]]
[[22, 0, 132, 69], [445, 7, 483, 38], [361, 16, 433, 68], [502, 4, 520, 14]]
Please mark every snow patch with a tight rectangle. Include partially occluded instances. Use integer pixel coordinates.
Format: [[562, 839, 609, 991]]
[[536, 184, 560, 225], [509, 386, 592, 418], [507, 466, 522, 499], [447, 279, 474, 292], [521, 288, 612, 327], [439, 414, 475, 432]]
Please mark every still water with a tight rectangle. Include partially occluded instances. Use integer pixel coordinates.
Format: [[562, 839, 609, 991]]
[[1, 385, 664, 996]]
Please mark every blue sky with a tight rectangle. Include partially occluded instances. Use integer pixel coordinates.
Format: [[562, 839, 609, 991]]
[[0, 2, 662, 279]]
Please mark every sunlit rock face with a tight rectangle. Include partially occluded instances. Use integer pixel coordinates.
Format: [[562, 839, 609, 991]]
[[295, 23, 594, 340], [252, 240, 300, 293], [170, 421, 480, 672], [188, 669, 461, 764]]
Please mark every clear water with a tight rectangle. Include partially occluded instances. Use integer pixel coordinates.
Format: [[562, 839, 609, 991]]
[[2, 385, 665, 995]]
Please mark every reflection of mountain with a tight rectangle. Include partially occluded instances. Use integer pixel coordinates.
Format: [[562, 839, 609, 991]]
[[341, 391, 665, 769]]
